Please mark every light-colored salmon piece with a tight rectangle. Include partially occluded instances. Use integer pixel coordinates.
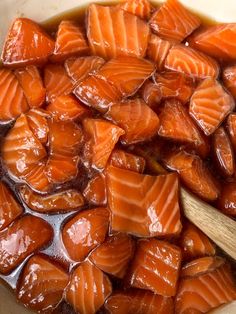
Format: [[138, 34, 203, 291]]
[[165, 44, 219, 79], [118, 0, 151, 19], [83, 118, 124, 170], [83, 173, 107, 206], [65, 56, 105, 83], [62, 207, 109, 262], [106, 99, 160, 145], [227, 113, 236, 152], [164, 150, 220, 201], [158, 99, 209, 158], [105, 289, 174, 314], [212, 127, 235, 177], [65, 261, 112, 314], [141, 80, 162, 108], [128, 239, 182, 296], [175, 256, 236, 313], [1, 18, 55, 67], [20, 185, 84, 213], [90, 233, 134, 279], [190, 78, 234, 136], [26, 109, 49, 144], [223, 65, 236, 99], [87, 4, 150, 59], [44, 64, 74, 103], [17, 254, 69, 312], [106, 166, 181, 237], [0, 182, 23, 231], [24, 161, 51, 193], [51, 20, 89, 62], [0, 215, 53, 274], [0, 68, 29, 121], [217, 182, 236, 216], [109, 149, 146, 173], [146, 34, 172, 71], [150, 0, 200, 42], [14, 66, 46, 108], [179, 221, 215, 261]]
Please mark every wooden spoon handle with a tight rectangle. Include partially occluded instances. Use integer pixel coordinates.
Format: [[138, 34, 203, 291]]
[[181, 187, 236, 261]]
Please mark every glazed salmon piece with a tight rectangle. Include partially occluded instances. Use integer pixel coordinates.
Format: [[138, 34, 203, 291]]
[[106, 166, 181, 237], [128, 239, 182, 296], [26, 109, 49, 144], [17, 254, 69, 312], [105, 290, 174, 314], [0, 182, 23, 231], [179, 221, 215, 261], [90, 233, 135, 278], [165, 44, 219, 79], [20, 185, 84, 213], [0, 215, 53, 274], [14, 66, 46, 108], [190, 78, 235, 136], [175, 256, 236, 313], [150, 0, 200, 42], [164, 150, 220, 201], [62, 207, 109, 262], [180, 256, 221, 278], [96, 56, 155, 97], [118, 0, 151, 19], [106, 99, 160, 145], [1, 18, 55, 67], [24, 162, 52, 193], [0, 68, 29, 121], [65, 56, 105, 83], [140, 80, 162, 108], [158, 100, 209, 158], [44, 64, 74, 103], [65, 261, 112, 314], [109, 149, 146, 173], [51, 20, 89, 62], [83, 118, 124, 170], [212, 127, 235, 177], [87, 4, 150, 59], [83, 173, 107, 206], [223, 66, 236, 99], [218, 182, 236, 216], [227, 113, 236, 152]]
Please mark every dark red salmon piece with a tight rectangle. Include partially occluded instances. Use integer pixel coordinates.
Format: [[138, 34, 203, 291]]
[[83, 173, 107, 206], [26, 109, 49, 144], [141, 80, 162, 108], [223, 65, 236, 99], [24, 161, 51, 193], [1, 18, 55, 67], [14, 66, 46, 108], [17, 254, 69, 312], [62, 207, 109, 262], [128, 239, 182, 296], [118, 0, 151, 19], [106, 166, 181, 237], [218, 182, 236, 216], [87, 4, 150, 59], [0, 215, 53, 274], [109, 149, 146, 173], [51, 20, 89, 62], [0, 182, 23, 231], [227, 113, 236, 152]]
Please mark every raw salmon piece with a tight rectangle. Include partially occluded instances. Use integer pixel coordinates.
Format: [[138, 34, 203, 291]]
[[106, 166, 181, 237], [106, 99, 160, 145], [217, 182, 236, 216], [212, 127, 235, 177], [154, 71, 195, 104], [83, 118, 124, 170], [175, 257, 236, 313], [140, 80, 162, 108], [74, 75, 122, 113], [65, 56, 105, 83], [24, 162, 51, 193], [227, 113, 236, 152], [105, 289, 174, 314], [223, 66, 236, 99], [179, 221, 215, 261], [128, 239, 182, 296], [65, 261, 112, 314], [26, 109, 49, 144], [190, 78, 235, 136], [96, 56, 155, 97], [87, 4, 150, 59], [46, 95, 89, 121], [146, 34, 172, 71], [164, 150, 220, 201], [20, 185, 84, 213], [51, 20, 89, 62], [0, 68, 29, 121], [1, 18, 55, 67], [44, 64, 74, 103], [0, 215, 53, 274], [165, 44, 219, 79], [158, 99, 209, 158], [90, 233, 135, 279], [118, 0, 151, 19], [17, 254, 69, 312], [109, 149, 146, 173], [83, 173, 107, 206], [62, 207, 109, 262], [150, 0, 200, 42], [14, 66, 46, 108], [0, 182, 23, 231]]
